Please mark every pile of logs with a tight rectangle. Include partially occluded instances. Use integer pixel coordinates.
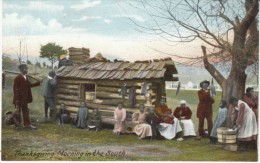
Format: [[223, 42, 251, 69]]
[[68, 47, 90, 64]]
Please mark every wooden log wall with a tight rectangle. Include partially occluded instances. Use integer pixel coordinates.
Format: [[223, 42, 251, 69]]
[[56, 78, 162, 125]]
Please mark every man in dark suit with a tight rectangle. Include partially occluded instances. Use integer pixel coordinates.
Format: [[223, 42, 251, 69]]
[[13, 64, 42, 130], [197, 80, 214, 137]]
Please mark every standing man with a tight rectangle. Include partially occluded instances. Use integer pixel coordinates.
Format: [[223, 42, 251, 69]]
[[197, 80, 214, 137], [43, 70, 57, 122], [13, 64, 42, 129]]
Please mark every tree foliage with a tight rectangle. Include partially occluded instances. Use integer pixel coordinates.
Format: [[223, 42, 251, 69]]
[[40, 43, 67, 69]]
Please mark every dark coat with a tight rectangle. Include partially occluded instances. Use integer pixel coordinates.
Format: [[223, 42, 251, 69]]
[[58, 59, 73, 68], [197, 89, 214, 118], [174, 106, 192, 120], [43, 78, 57, 98], [13, 74, 40, 106]]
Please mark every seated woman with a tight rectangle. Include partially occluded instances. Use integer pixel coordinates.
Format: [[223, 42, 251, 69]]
[[173, 100, 196, 137], [155, 96, 182, 140], [132, 104, 152, 139], [113, 103, 126, 136], [87, 108, 102, 131], [155, 96, 174, 124]]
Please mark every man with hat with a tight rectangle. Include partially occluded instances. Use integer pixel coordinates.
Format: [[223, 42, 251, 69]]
[[58, 55, 73, 68], [13, 64, 42, 130], [43, 70, 57, 122], [174, 100, 196, 137], [197, 80, 214, 137]]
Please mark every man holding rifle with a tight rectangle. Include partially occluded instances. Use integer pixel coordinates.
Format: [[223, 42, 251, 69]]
[[13, 64, 42, 130]]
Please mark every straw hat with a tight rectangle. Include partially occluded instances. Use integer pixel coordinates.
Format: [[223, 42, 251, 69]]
[[60, 55, 66, 60]]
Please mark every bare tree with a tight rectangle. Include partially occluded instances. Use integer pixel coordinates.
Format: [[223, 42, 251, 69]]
[[16, 34, 27, 64], [129, 0, 258, 102]]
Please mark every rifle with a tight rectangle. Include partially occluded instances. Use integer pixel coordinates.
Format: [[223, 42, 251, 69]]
[[176, 81, 181, 96], [209, 78, 216, 98], [4, 70, 43, 82]]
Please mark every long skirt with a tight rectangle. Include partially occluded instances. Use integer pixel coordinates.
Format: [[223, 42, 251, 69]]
[[180, 119, 196, 136], [133, 124, 152, 139], [158, 119, 182, 140], [113, 121, 126, 133]]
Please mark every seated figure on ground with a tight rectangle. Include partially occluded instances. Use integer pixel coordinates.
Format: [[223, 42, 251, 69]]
[[4, 110, 21, 129], [155, 96, 182, 140], [132, 104, 152, 139], [87, 108, 102, 131], [174, 100, 196, 138], [146, 107, 160, 139], [57, 103, 72, 126]]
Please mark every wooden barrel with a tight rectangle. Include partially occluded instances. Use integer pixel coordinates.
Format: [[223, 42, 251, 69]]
[[217, 127, 237, 144]]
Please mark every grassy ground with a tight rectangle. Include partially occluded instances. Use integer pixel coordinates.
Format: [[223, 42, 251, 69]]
[[1, 77, 258, 161]]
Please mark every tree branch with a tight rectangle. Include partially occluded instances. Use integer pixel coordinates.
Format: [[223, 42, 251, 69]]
[[201, 45, 226, 86]]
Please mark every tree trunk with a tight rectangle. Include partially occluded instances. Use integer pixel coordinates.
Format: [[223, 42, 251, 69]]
[[222, 68, 247, 102]]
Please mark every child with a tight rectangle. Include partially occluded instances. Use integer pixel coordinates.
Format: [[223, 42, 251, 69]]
[[4, 110, 21, 129], [113, 103, 126, 136], [210, 100, 228, 144], [87, 108, 102, 131], [77, 101, 88, 129], [146, 107, 160, 139], [57, 103, 72, 126]]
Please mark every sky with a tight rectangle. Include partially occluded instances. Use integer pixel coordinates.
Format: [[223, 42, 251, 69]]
[[2, 0, 213, 63]]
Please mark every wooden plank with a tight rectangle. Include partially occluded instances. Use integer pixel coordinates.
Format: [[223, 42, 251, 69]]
[[118, 62, 131, 70], [96, 86, 120, 93], [156, 61, 165, 70], [57, 78, 158, 85], [56, 88, 79, 95], [56, 99, 81, 107], [93, 71, 108, 79], [76, 69, 86, 78], [91, 99, 143, 108], [96, 92, 146, 100], [139, 63, 149, 70], [64, 67, 79, 77], [86, 102, 139, 112], [57, 78, 96, 84], [56, 94, 79, 100], [57, 84, 79, 89], [56, 105, 79, 113]]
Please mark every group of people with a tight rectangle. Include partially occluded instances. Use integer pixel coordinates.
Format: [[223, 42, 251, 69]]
[[197, 80, 258, 151], [6, 63, 258, 151], [7, 64, 101, 131], [113, 97, 196, 141]]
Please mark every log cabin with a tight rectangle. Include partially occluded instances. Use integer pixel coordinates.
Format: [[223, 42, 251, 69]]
[[56, 57, 178, 131]]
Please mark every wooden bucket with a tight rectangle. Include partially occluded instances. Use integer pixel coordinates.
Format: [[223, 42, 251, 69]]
[[217, 127, 237, 144]]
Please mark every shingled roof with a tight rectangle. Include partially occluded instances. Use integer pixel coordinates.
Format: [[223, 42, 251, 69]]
[[56, 58, 178, 81]]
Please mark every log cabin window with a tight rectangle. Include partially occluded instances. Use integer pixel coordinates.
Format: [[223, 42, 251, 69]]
[[83, 84, 96, 101]]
